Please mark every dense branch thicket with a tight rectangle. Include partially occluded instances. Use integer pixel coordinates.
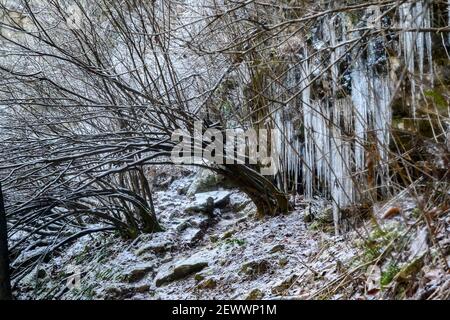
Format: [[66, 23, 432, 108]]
[[0, 0, 448, 284]]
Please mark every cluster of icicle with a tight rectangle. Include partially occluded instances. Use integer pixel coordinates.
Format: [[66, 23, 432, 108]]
[[273, 0, 439, 233]]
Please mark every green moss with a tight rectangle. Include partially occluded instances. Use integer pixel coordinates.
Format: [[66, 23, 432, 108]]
[[224, 238, 246, 246], [381, 263, 400, 286], [361, 227, 400, 263], [412, 208, 421, 219], [424, 89, 447, 111]]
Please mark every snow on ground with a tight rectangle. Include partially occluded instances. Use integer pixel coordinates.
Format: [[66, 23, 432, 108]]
[[15, 169, 450, 300]]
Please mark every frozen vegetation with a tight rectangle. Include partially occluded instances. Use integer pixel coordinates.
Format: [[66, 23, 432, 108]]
[[0, 0, 449, 300]]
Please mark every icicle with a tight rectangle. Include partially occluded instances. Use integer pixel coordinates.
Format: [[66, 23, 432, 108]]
[[398, 1, 433, 117]]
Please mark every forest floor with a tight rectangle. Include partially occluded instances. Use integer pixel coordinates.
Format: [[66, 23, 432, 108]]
[[15, 168, 450, 300]]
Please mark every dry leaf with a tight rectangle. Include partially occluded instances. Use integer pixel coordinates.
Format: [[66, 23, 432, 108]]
[[383, 207, 401, 219]]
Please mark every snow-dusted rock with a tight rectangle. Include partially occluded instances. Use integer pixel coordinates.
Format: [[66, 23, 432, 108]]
[[180, 227, 204, 245], [104, 284, 150, 299], [229, 192, 252, 211], [135, 238, 173, 256], [245, 288, 264, 300], [185, 191, 231, 214], [123, 263, 155, 283], [271, 275, 298, 295], [186, 169, 223, 196], [155, 254, 209, 287], [240, 259, 271, 277]]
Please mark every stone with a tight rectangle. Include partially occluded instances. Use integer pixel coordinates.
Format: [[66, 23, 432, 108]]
[[209, 234, 219, 243], [221, 229, 236, 240], [240, 260, 270, 277], [104, 284, 150, 299], [241, 202, 257, 217], [317, 206, 333, 223], [278, 257, 289, 267], [245, 288, 264, 300], [271, 275, 298, 295], [229, 193, 252, 212], [269, 244, 285, 254], [124, 263, 154, 283], [194, 273, 205, 282], [197, 278, 217, 290], [135, 238, 172, 256], [155, 255, 209, 287], [185, 191, 231, 214], [304, 201, 333, 223], [176, 220, 192, 233], [181, 227, 204, 245], [186, 169, 224, 197]]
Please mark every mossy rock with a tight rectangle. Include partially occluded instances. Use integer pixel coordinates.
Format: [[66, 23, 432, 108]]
[[197, 278, 217, 290], [245, 288, 264, 300], [271, 275, 298, 295], [269, 244, 285, 254], [194, 273, 205, 282], [278, 257, 289, 267], [221, 229, 236, 240], [240, 260, 270, 277], [395, 255, 425, 282]]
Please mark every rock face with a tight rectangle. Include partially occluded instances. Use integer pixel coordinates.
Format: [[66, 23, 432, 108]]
[[185, 191, 231, 214], [155, 255, 209, 287]]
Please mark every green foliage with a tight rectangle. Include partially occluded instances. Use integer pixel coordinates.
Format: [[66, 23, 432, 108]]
[[424, 89, 448, 111], [412, 208, 421, 219], [361, 227, 400, 262], [381, 263, 400, 286], [224, 238, 246, 246]]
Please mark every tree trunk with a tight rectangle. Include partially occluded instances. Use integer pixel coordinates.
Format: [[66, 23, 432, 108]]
[[218, 165, 290, 217], [0, 184, 12, 300]]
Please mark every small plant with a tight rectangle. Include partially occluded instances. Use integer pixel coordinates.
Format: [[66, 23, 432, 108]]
[[381, 263, 400, 287], [412, 208, 421, 219], [361, 227, 400, 263], [224, 238, 246, 246]]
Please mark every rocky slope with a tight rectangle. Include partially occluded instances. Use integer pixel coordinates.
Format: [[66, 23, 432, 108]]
[[15, 168, 450, 300]]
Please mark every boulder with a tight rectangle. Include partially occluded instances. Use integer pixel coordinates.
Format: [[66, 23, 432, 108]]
[[186, 169, 224, 196], [123, 263, 154, 283], [185, 191, 231, 214], [304, 202, 333, 224], [155, 255, 209, 287], [229, 193, 252, 212], [124, 264, 154, 282]]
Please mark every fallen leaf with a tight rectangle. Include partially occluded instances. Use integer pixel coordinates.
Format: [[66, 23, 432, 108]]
[[366, 265, 381, 295], [383, 207, 401, 219]]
